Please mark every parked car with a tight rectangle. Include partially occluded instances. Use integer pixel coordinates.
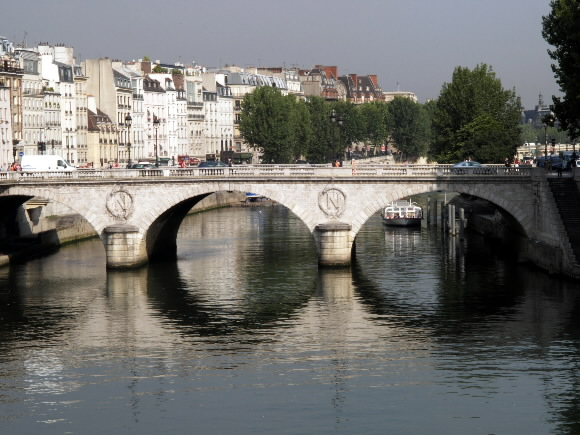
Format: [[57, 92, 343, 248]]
[[536, 155, 563, 169], [198, 161, 227, 168], [21, 155, 76, 172], [130, 163, 155, 169], [453, 161, 483, 168], [451, 161, 491, 175], [552, 159, 570, 171]]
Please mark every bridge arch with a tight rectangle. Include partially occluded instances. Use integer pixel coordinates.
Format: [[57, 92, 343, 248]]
[[346, 181, 535, 241]]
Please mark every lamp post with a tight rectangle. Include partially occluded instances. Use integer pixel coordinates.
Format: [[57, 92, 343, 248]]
[[330, 109, 344, 162], [12, 139, 19, 164], [125, 114, 132, 168], [117, 122, 123, 165], [544, 124, 548, 157], [542, 113, 555, 158], [153, 116, 160, 167]]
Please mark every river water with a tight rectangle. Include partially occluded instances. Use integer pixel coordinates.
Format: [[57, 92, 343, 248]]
[[1, 200, 580, 434]]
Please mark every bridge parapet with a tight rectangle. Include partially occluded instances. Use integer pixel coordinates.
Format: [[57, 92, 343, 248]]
[[0, 164, 533, 181]]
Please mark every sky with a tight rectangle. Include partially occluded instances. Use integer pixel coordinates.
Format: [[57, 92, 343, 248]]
[[2, 0, 561, 109]]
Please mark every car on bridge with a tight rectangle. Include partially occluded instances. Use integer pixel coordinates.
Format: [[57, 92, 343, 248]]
[[130, 163, 156, 169], [198, 161, 228, 168], [537, 155, 564, 169], [452, 160, 482, 174], [453, 161, 483, 168]]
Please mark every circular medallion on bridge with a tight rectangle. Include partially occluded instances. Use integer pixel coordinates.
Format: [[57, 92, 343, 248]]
[[318, 187, 346, 218], [106, 187, 134, 220]]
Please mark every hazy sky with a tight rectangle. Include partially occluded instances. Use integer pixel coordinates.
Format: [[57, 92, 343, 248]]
[[3, 0, 560, 108]]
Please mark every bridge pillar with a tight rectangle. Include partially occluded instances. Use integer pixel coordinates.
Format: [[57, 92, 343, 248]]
[[102, 224, 148, 269], [315, 222, 353, 267]]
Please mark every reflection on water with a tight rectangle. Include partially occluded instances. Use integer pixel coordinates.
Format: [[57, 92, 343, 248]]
[[1, 204, 580, 434]]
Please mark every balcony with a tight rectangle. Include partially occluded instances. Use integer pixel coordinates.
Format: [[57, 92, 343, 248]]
[[0, 65, 23, 74]]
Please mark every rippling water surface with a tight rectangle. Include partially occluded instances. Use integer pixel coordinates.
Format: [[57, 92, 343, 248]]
[[2, 200, 580, 434]]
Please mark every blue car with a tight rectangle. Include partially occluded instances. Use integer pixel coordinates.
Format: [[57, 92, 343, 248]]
[[453, 161, 483, 168], [198, 161, 228, 168]]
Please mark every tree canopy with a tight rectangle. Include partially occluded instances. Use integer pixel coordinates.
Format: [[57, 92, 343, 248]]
[[238, 86, 433, 163], [430, 64, 521, 163], [238, 87, 312, 163], [542, 0, 580, 140], [387, 97, 431, 161]]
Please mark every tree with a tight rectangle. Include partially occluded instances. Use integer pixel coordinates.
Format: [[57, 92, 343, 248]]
[[387, 97, 431, 161], [239, 87, 309, 163], [431, 63, 521, 163], [359, 101, 389, 152], [305, 97, 335, 163], [542, 1, 580, 140], [290, 98, 313, 161], [239, 87, 288, 163], [333, 101, 363, 157], [152, 65, 168, 73]]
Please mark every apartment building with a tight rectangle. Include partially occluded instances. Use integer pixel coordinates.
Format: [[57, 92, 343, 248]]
[[0, 45, 23, 167], [338, 73, 385, 103], [184, 67, 204, 159], [87, 95, 117, 166], [0, 69, 13, 168], [300, 65, 346, 101], [202, 71, 235, 157], [220, 66, 285, 153]]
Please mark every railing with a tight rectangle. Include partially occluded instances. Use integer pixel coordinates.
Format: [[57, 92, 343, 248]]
[[0, 164, 534, 182]]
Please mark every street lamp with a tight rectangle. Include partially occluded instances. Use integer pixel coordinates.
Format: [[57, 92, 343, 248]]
[[12, 139, 19, 163], [125, 114, 132, 168], [153, 116, 160, 167], [330, 109, 344, 162], [544, 124, 548, 157], [117, 122, 123, 164], [542, 113, 555, 158]]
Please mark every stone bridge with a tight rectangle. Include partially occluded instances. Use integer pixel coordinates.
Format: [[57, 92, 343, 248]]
[[0, 164, 574, 275]]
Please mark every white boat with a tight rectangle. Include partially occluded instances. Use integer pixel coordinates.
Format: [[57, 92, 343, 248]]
[[381, 199, 423, 227]]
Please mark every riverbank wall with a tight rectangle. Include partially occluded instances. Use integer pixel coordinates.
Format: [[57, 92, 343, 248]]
[[190, 191, 247, 213]]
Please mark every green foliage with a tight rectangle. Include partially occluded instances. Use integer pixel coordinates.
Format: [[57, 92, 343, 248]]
[[239, 87, 310, 163], [291, 99, 313, 160], [431, 63, 521, 163], [152, 65, 168, 73], [520, 123, 571, 146], [238, 87, 433, 164], [305, 97, 335, 163], [542, 0, 580, 140], [333, 101, 364, 150], [359, 101, 389, 149], [387, 97, 431, 160], [455, 114, 514, 162]]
